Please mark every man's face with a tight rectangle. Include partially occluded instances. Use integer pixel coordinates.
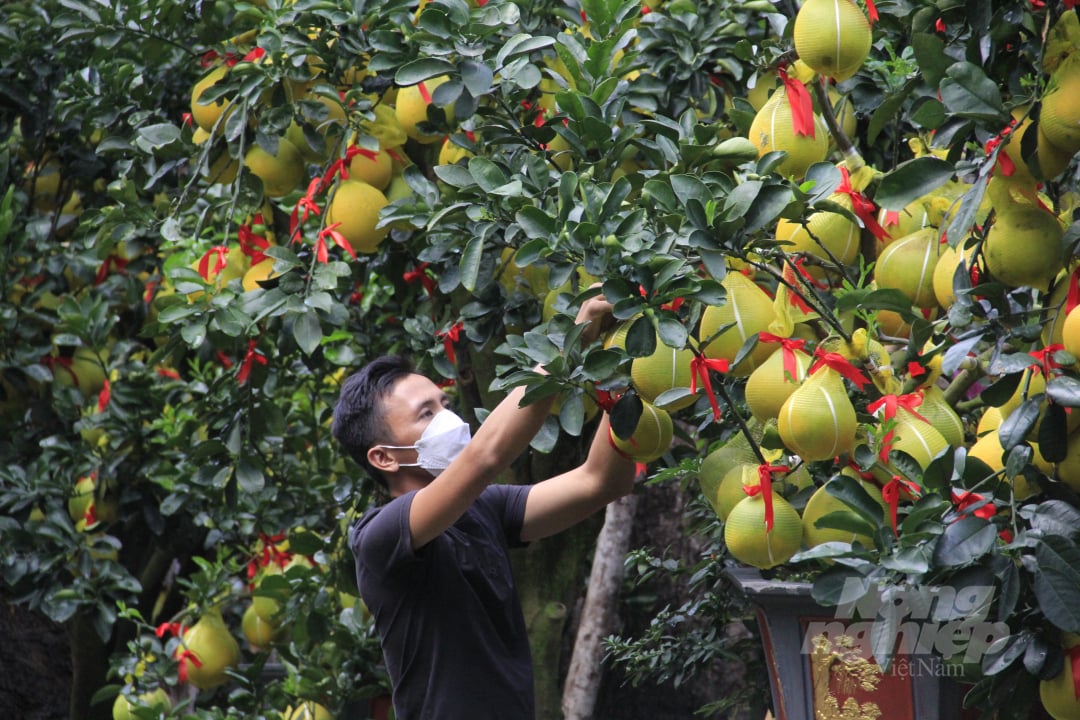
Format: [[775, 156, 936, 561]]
[[376, 373, 452, 468]]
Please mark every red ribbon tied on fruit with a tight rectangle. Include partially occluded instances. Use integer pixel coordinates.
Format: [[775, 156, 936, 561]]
[[290, 177, 323, 241], [809, 348, 870, 390], [836, 167, 889, 240], [867, 392, 929, 462], [237, 339, 267, 384], [758, 333, 807, 381], [743, 464, 789, 532], [198, 246, 228, 281], [881, 475, 921, 536], [951, 490, 995, 521], [689, 355, 730, 421], [779, 64, 815, 138], [315, 222, 356, 264]]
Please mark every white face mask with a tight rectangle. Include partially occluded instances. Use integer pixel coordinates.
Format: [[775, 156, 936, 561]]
[[378, 409, 472, 477]]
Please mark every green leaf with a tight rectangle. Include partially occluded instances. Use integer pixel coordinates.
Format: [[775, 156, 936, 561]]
[[835, 287, 918, 320], [1034, 536, 1080, 633], [292, 312, 322, 355], [997, 397, 1041, 451], [235, 459, 265, 493], [911, 32, 952, 87], [582, 349, 622, 380], [811, 565, 868, 607], [744, 184, 794, 234], [824, 475, 884, 529], [939, 62, 1007, 123], [460, 237, 483, 292], [813, 510, 877, 538], [460, 60, 494, 97], [1047, 376, 1080, 407], [656, 316, 687, 348], [610, 392, 643, 440], [625, 316, 656, 358], [932, 516, 997, 568], [559, 392, 585, 437], [394, 58, 456, 86], [467, 157, 509, 193], [874, 157, 955, 212]]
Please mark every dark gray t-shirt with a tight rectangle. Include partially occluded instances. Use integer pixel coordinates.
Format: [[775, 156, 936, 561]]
[[350, 484, 535, 720]]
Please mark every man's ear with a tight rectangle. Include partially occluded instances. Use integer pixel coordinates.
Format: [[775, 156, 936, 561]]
[[368, 446, 398, 473]]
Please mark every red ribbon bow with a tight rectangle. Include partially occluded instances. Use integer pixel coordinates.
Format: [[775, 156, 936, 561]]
[[237, 340, 267, 384], [758, 333, 807, 381], [241, 47, 265, 63], [689, 355, 730, 421], [175, 648, 203, 684], [595, 389, 620, 413], [1029, 344, 1064, 379], [322, 145, 379, 186], [437, 322, 464, 364], [198, 246, 229, 281], [155, 622, 183, 639], [836, 167, 889, 240], [951, 490, 995, 521], [290, 177, 323, 241], [867, 393, 930, 462], [743, 464, 789, 532], [779, 65, 815, 138], [97, 378, 111, 413], [94, 255, 128, 286], [238, 221, 271, 265], [809, 349, 870, 390], [881, 475, 921, 536], [315, 222, 356, 264]]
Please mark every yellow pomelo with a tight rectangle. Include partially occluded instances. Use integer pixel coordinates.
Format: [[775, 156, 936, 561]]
[[747, 74, 780, 112], [778, 366, 858, 462], [802, 480, 883, 549], [178, 611, 240, 689], [325, 179, 390, 254], [983, 206, 1064, 291], [602, 318, 634, 351], [112, 689, 171, 720], [698, 272, 778, 376], [875, 227, 942, 309], [932, 242, 975, 309], [745, 343, 811, 422], [1054, 429, 1080, 493], [286, 702, 334, 720], [1043, 270, 1072, 347], [609, 401, 673, 464], [1041, 64, 1080, 155], [996, 114, 1073, 184], [1039, 636, 1080, 720], [1062, 306, 1080, 360], [53, 346, 108, 399], [998, 369, 1046, 421], [186, 246, 248, 300], [776, 194, 861, 281], [748, 87, 829, 179], [887, 411, 950, 471], [698, 442, 761, 518], [438, 134, 474, 165], [977, 406, 1002, 437], [395, 75, 451, 144], [347, 145, 395, 191], [918, 385, 965, 448], [631, 341, 697, 411], [242, 602, 282, 650], [715, 464, 759, 522], [724, 492, 803, 569], [242, 258, 281, 292], [793, 0, 872, 82], [966, 430, 1040, 500], [244, 139, 305, 198], [877, 196, 939, 248], [190, 65, 234, 132]]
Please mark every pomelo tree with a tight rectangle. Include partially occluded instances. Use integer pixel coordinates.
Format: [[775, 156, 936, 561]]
[[3, 0, 1080, 719]]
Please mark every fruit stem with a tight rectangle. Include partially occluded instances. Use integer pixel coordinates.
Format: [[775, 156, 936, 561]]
[[810, 79, 861, 167], [942, 364, 985, 408]]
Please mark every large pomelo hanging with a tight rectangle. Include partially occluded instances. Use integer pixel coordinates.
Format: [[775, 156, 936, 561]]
[[724, 491, 803, 569], [698, 272, 778, 376], [775, 192, 861, 281], [631, 339, 697, 411], [793, 0, 873, 82], [875, 227, 942, 309], [745, 342, 811, 422], [747, 87, 828, 180], [802, 479, 884, 549], [983, 205, 1064, 291], [1040, 59, 1080, 155], [917, 385, 965, 448], [778, 364, 858, 462]]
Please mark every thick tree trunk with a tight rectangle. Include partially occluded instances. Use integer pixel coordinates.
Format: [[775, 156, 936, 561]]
[[561, 493, 639, 720]]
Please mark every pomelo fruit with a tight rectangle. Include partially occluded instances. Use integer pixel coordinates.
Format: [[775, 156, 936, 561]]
[[609, 400, 673, 464], [748, 87, 829, 179], [802, 480, 883, 549], [744, 341, 811, 422], [778, 364, 858, 462], [793, 0, 872, 82], [395, 75, 451, 144], [698, 272, 778, 376], [631, 340, 697, 411], [983, 205, 1064, 291], [875, 227, 941, 309], [244, 139, 305, 198], [724, 491, 803, 569], [177, 611, 240, 689], [325, 180, 390, 254]]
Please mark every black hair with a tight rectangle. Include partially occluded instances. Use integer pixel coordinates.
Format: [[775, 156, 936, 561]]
[[332, 355, 415, 488]]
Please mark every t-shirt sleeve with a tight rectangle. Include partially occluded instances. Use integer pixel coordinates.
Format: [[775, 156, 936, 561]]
[[350, 491, 419, 578], [480, 484, 532, 548]]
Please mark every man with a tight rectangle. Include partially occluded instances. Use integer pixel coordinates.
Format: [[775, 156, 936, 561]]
[[332, 292, 637, 720]]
